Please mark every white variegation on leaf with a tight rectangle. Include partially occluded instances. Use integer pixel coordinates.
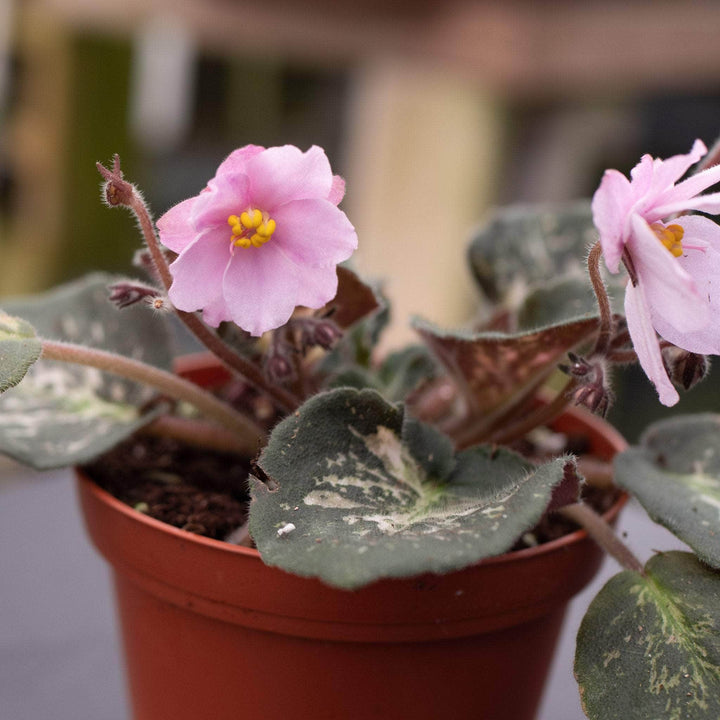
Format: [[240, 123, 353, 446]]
[[249, 387, 577, 589], [575, 552, 720, 720], [0, 274, 175, 469]]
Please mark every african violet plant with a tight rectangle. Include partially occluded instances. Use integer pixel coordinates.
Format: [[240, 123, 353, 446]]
[[1, 141, 720, 718]]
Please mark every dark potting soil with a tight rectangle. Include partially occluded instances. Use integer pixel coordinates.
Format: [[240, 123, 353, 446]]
[[84, 436, 252, 541], [83, 432, 619, 549]]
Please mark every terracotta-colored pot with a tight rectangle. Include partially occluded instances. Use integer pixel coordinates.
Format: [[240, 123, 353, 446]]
[[77, 356, 626, 720]]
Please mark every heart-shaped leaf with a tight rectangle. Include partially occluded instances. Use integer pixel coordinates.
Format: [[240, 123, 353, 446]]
[[0, 274, 174, 469], [614, 415, 720, 569], [575, 551, 720, 720], [414, 317, 599, 421], [249, 388, 574, 589], [0, 311, 42, 393]]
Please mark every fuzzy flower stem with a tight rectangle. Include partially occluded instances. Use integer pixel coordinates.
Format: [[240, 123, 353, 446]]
[[143, 416, 254, 455], [40, 339, 264, 453], [488, 378, 578, 447], [588, 242, 614, 358], [97, 157, 300, 413], [559, 502, 645, 575]]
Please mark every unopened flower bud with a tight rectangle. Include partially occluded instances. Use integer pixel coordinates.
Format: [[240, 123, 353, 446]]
[[573, 383, 613, 418], [109, 281, 160, 309], [312, 320, 343, 350], [264, 351, 295, 384], [663, 346, 710, 391]]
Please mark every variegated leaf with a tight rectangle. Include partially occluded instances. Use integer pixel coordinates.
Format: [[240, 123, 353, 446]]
[[575, 552, 720, 720], [249, 387, 574, 589]]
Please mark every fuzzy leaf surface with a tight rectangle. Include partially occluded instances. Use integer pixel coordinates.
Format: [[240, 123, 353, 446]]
[[614, 415, 720, 568], [0, 311, 42, 393], [0, 274, 173, 469], [468, 201, 598, 303], [575, 552, 720, 720], [249, 388, 573, 589]]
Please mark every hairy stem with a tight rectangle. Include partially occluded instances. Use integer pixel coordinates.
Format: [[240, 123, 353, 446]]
[[559, 502, 644, 574], [97, 156, 300, 413], [143, 415, 258, 455], [485, 379, 578, 446], [41, 340, 264, 451], [588, 242, 614, 357]]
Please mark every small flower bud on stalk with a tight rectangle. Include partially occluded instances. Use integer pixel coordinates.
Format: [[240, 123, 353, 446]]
[[560, 353, 614, 418], [662, 346, 710, 391], [108, 281, 160, 309]]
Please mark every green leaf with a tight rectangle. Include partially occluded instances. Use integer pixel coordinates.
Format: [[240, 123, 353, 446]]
[[0, 274, 174, 469], [614, 415, 720, 569], [249, 388, 573, 589], [575, 552, 720, 720], [414, 317, 599, 422], [517, 277, 599, 329], [468, 201, 597, 304], [0, 311, 42, 393]]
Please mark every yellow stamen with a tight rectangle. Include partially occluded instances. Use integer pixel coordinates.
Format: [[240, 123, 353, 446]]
[[651, 222, 684, 258], [228, 209, 277, 249]]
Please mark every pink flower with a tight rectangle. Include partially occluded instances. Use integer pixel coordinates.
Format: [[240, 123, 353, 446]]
[[592, 139, 720, 405], [158, 145, 357, 336]]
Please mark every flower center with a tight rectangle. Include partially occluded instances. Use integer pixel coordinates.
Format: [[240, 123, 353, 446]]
[[227, 209, 277, 249], [650, 222, 684, 258]]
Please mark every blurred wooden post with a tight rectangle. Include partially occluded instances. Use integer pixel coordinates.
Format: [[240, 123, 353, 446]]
[[345, 58, 503, 349], [2, 2, 71, 295]]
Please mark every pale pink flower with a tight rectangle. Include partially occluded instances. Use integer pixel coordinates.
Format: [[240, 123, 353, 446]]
[[158, 145, 357, 336], [592, 139, 720, 405]]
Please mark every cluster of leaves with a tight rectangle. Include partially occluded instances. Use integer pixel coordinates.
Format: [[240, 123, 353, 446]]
[[1, 202, 719, 719]]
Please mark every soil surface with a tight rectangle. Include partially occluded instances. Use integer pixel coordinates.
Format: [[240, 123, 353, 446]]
[[84, 433, 618, 549], [84, 436, 252, 541]]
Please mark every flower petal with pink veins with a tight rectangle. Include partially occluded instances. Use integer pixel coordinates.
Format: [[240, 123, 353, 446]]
[[628, 214, 708, 334], [272, 199, 357, 267], [624, 281, 679, 407], [156, 197, 198, 253], [246, 145, 333, 209], [167, 229, 231, 312]]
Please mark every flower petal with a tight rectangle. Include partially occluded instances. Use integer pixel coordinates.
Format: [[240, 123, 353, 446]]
[[624, 280, 679, 406], [650, 215, 720, 354], [592, 169, 634, 273], [222, 243, 339, 336], [272, 198, 358, 267], [215, 145, 265, 177], [647, 139, 706, 193], [628, 213, 708, 334], [156, 196, 197, 253], [246, 145, 333, 209], [653, 158, 720, 209], [191, 172, 251, 229], [649, 190, 720, 219], [168, 229, 232, 312], [328, 175, 346, 205]]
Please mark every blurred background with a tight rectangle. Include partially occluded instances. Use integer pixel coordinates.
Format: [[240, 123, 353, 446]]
[[0, 1, 718, 718]]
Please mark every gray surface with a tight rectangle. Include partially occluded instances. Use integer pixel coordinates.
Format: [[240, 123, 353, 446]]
[[0, 462, 688, 720]]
